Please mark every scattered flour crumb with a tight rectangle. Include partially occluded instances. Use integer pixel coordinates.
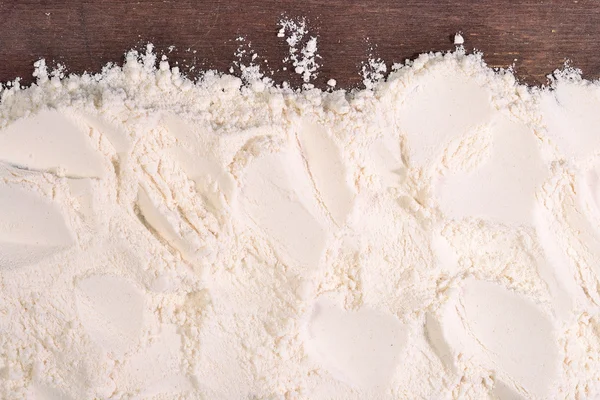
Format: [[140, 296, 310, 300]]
[[231, 37, 270, 84], [361, 56, 387, 89], [278, 17, 320, 83], [454, 33, 465, 45]]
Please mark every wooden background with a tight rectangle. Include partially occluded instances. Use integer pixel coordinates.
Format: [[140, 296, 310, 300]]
[[0, 0, 599, 88]]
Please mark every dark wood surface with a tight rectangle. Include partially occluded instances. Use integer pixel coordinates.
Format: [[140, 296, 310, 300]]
[[1, 0, 599, 88]]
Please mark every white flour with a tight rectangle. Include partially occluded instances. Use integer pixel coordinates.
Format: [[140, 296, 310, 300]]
[[278, 18, 320, 85], [0, 27, 600, 400]]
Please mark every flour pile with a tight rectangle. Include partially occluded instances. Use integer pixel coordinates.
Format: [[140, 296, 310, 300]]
[[1, 35, 600, 400]]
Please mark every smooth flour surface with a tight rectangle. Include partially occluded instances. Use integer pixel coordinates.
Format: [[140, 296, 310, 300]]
[[1, 32, 600, 400]]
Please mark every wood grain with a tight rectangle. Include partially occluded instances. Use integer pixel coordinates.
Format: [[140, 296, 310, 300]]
[[0, 0, 599, 88]]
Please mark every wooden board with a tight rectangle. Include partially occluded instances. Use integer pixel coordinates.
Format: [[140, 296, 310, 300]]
[[1, 0, 599, 88]]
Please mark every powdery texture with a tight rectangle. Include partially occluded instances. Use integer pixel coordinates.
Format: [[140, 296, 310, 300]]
[[278, 17, 320, 85], [0, 46, 599, 400]]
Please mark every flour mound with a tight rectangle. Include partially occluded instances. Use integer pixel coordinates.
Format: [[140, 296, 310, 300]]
[[0, 43, 599, 400]]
